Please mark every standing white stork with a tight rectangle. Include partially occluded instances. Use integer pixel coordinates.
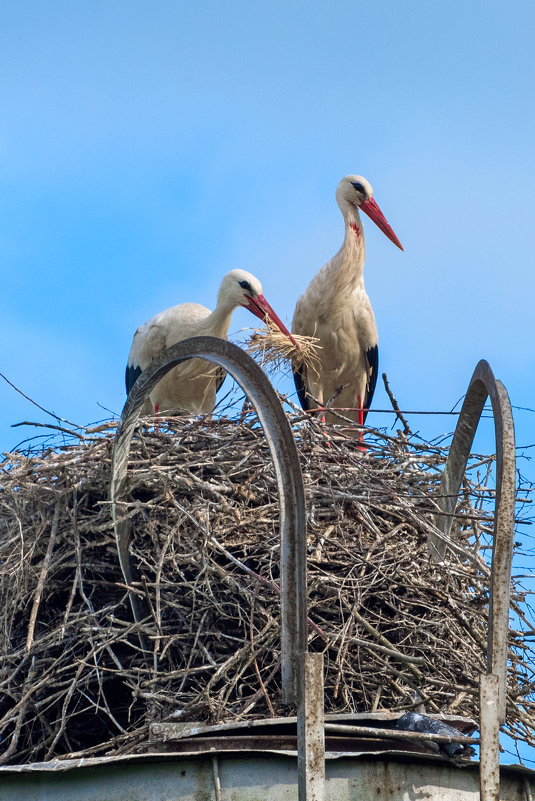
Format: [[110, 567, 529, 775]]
[[292, 175, 403, 426], [126, 268, 296, 415]]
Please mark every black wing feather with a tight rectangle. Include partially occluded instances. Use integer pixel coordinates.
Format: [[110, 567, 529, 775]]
[[363, 344, 378, 423], [125, 363, 142, 396], [293, 367, 310, 411]]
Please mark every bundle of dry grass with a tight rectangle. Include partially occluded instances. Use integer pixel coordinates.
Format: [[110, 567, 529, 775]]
[[245, 324, 321, 374], [0, 407, 534, 765]]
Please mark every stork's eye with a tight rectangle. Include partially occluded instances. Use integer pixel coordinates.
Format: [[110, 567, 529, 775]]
[[239, 280, 252, 292], [351, 181, 365, 194]]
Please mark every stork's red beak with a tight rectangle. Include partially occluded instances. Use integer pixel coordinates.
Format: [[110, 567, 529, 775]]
[[244, 295, 300, 349], [360, 197, 404, 251]]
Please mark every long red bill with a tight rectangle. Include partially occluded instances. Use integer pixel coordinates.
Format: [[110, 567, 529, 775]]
[[245, 295, 301, 350], [360, 197, 404, 251]]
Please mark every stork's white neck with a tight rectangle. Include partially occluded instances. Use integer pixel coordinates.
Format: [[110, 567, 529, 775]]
[[308, 209, 367, 320], [345, 210, 366, 259], [200, 301, 236, 339], [330, 204, 367, 287]]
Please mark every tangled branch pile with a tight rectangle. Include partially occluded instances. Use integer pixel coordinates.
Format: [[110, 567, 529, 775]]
[[0, 408, 534, 765]]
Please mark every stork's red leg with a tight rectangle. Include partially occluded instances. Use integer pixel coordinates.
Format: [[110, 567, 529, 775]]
[[356, 395, 366, 452], [357, 395, 364, 427]]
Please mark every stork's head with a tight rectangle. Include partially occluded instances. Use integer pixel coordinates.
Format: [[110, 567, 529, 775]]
[[336, 175, 403, 251], [219, 269, 299, 347]]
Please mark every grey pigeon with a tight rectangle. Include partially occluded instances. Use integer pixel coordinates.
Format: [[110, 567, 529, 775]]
[[395, 712, 467, 757]]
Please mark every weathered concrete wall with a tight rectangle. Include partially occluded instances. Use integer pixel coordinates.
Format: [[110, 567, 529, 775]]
[[0, 753, 533, 801]]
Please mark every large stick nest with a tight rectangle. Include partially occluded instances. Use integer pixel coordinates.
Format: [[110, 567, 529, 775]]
[[0, 407, 534, 764]]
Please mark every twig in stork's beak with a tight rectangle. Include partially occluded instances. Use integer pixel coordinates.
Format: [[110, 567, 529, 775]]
[[359, 197, 404, 251], [244, 294, 301, 350]]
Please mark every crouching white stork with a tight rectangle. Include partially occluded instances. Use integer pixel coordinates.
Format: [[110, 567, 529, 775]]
[[292, 175, 403, 427], [126, 269, 295, 415]]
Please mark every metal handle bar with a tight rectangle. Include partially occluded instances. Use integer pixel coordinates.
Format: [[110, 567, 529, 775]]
[[110, 335, 307, 705], [431, 360, 516, 801], [431, 359, 515, 716]]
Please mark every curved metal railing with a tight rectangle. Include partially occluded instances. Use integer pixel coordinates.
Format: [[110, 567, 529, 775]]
[[110, 336, 307, 705], [430, 359, 516, 801]]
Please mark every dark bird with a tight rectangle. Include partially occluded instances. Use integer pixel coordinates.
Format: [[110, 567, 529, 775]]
[[395, 711, 468, 757]]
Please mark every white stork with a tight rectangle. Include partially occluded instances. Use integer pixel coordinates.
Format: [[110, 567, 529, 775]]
[[292, 175, 403, 426], [126, 268, 296, 415]]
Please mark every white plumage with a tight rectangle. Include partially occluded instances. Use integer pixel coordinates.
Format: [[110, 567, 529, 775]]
[[126, 269, 294, 415], [292, 175, 403, 425]]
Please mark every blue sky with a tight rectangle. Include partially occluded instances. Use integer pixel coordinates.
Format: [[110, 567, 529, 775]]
[[1, 1, 534, 450], [1, 0, 534, 760]]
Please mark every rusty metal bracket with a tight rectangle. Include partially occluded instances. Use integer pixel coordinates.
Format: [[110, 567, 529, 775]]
[[110, 336, 307, 707], [480, 673, 501, 801], [298, 653, 325, 801], [430, 359, 516, 801]]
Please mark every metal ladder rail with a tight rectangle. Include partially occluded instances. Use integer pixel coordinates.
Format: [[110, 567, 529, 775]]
[[110, 336, 324, 800], [431, 360, 516, 801]]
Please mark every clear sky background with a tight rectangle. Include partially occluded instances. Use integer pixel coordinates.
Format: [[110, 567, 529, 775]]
[[1, 0, 534, 761], [1, 0, 534, 452]]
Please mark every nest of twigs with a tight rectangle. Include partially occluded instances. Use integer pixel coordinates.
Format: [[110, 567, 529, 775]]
[[0, 406, 534, 765]]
